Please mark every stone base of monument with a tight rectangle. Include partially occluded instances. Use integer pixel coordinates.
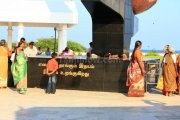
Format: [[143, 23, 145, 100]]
[[8, 57, 160, 93]]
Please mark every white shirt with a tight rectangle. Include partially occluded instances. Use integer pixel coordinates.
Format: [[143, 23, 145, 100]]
[[163, 54, 176, 63], [24, 46, 38, 57], [68, 49, 74, 55]]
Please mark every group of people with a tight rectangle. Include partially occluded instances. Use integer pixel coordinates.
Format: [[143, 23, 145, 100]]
[[25, 42, 53, 57], [1, 38, 180, 96], [0, 38, 59, 94], [25, 41, 75, 58], [0, 38, 28, 94], [126, 40, 180, 97], [14, 41, 53, 57], [0, 37, 76, 94]]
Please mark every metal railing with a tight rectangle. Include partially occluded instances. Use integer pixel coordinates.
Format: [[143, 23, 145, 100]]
[[144, 59, 161, 92]]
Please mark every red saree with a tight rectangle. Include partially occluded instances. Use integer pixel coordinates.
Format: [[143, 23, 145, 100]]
[[126, 50, 144, 97]]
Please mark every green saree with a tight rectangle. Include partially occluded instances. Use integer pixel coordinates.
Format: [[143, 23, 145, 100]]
[[11, 52, 27, 92]]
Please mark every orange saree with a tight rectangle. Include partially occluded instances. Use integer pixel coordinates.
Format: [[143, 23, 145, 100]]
[[126, 50, 144, 97], [163, 54, 177, 92], [0, 46, 9, 87], [177, 54, 180, 92]]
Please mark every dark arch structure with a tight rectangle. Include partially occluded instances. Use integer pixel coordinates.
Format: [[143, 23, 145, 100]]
[[82, 0, 134, 57]]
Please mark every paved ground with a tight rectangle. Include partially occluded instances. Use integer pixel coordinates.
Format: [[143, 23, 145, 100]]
[[1, 88, 180, 120]]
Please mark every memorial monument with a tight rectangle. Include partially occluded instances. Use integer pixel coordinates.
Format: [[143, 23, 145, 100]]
[[2, 0, 157, 93], [82, 0, 157, 57]]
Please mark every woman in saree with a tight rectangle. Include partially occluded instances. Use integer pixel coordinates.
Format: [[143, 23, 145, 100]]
[[176, 54, 180, 95], [162, 46, 177, 96], [126, 40, 145, 97], [0, 39, 11, 88], [11, 41, 27, 94], [161, 45, 170, 95]]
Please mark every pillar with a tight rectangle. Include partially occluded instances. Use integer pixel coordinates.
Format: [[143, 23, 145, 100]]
[[7, 24, 13, 49], [58, 25, 67, 53], [18, 23, 24, 42]]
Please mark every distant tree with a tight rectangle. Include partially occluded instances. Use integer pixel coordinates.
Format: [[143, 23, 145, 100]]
[[35, 38, 57, 52], [67, 41, 86, 52], [144, 50, 160, 57], [11, 38, 87, 53], [12, 43, 16, 48], [35, 38, 86, 52]]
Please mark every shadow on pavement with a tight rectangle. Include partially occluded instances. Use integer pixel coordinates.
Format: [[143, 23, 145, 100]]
[[15, 102, 180, 120]]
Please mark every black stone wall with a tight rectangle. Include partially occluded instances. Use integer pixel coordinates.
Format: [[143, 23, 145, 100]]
[[27, 58, 129, 93], [8, 57, 160, 93], [82, 0, 134, 57]]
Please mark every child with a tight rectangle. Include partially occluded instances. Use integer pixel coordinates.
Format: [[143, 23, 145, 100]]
[[46, 52, 58, 94]]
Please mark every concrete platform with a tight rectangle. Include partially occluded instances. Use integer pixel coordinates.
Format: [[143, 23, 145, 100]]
[[1, 88, 180, 120]]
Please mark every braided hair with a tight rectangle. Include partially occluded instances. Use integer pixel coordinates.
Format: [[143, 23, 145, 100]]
[[131, 40, 142, 62]]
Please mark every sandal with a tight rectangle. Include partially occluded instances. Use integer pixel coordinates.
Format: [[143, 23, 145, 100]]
[[19, 91, 26, 95], [169, 92, 175, 96]]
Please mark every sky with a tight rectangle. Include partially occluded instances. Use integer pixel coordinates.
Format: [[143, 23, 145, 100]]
[[131, 0, 180, 50], [0, 0, 179, 50]]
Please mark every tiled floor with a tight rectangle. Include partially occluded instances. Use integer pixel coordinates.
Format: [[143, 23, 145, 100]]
[[1, 88, 180, 120]]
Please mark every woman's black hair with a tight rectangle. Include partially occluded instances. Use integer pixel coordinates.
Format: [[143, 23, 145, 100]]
[[18, 41, 24, 47], [29, 41, 34, 46], [13, 47, 18, 62], [0, 39, 6, 46], [131, 40, 142, 62], [14, 41, 25, 62], [65, 47, 69, 52], [20, 37, 26, 42]]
